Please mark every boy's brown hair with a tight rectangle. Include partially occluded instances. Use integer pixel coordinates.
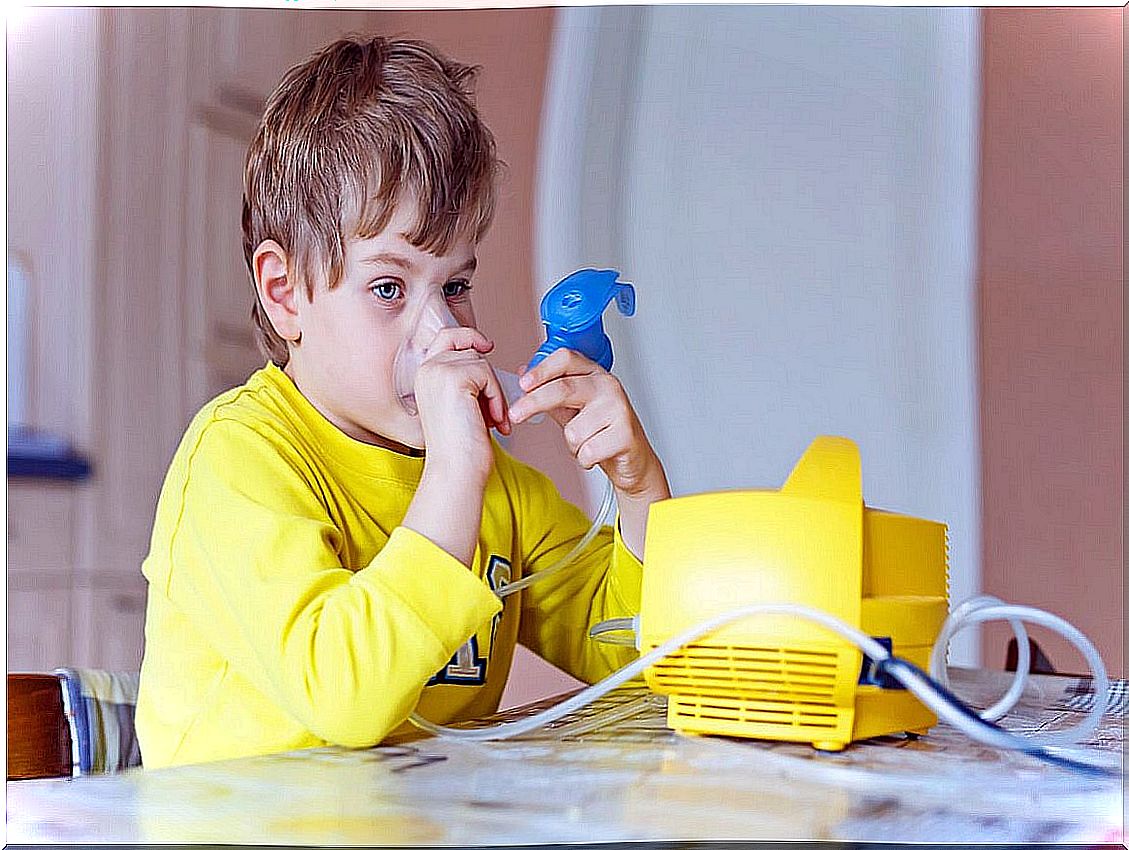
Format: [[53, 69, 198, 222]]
[[242, 35, 500, 366]]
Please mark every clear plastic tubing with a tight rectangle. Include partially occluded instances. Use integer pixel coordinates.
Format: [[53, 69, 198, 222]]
[[497, 474, 615, 598], [406, 464, 616, 731]]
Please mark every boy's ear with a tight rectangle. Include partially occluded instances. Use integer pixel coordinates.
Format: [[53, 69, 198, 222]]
[[253, 240, 302, 342]]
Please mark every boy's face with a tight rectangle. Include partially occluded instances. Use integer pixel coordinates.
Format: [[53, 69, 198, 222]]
[[285, 202, 479, 452]]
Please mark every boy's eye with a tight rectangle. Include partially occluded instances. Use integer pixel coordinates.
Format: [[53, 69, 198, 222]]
[[370, 281, 402, 301], [443, 279, 473, 299]]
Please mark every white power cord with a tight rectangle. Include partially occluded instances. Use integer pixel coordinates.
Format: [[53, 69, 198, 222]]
[[927, 598, 1109, 746], [930, 595, 1028, 721]]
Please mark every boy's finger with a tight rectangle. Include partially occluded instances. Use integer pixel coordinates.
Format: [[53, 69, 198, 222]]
[[480, 362, 510, 432], [574, 422, 618, 470], [546, 407, 577, 429], [519, 347, 598, 392], [479, 394, 510, 437], [478, 394, 508, 435], [561, 404, 610, 455], [509, 375, 593, 424], [427, 326, 494, 357]]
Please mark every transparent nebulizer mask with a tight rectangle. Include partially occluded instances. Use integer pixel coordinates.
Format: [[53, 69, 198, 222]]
[[391, 268, 636, 425], [390, 286, 533, 422], [390, 287, 464, 417]]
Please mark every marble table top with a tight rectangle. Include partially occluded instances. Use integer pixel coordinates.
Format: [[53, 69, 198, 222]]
[[7, 667, 1123, 844]]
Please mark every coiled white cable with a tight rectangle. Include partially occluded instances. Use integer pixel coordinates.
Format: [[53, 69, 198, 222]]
[[928, 599, 1109, 746], [409, 599, 1112, 769], [930, 594, 1028, 721]]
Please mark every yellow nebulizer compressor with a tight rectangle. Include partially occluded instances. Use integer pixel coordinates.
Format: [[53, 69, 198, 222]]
[[409, 269, 1112, 778], [638, 435, 948, 751]]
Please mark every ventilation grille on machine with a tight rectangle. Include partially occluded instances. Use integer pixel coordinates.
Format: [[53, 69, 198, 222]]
[[652, 644, 851, 734], [669, 695, 844, 730], [650, 643, 842, 705]]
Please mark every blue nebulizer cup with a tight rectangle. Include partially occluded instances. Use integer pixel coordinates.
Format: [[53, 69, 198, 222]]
[[529, 268, 635, 372], [495, 268, 635, 423]]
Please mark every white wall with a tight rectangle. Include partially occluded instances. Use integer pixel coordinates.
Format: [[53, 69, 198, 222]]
[[538, 7, 981, 663]]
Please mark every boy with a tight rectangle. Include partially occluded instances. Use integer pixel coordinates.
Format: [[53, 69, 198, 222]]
[[136, 36, 670, 769]]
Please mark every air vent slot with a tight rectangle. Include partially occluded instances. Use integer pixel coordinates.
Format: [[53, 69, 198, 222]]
[[650, 644, 842, 704], [670, 694, 845, 730]]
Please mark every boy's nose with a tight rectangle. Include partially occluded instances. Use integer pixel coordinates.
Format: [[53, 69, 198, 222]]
[[410, 295, 461, 356]]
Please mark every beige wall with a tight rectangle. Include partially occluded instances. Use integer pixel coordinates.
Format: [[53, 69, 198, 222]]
[[978, 9, 1124, 675], [7, 8, 103, 672]]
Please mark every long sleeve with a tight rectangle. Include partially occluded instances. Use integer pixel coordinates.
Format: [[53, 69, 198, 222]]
[[510, 461, 643, 683], [145, 417, 502, 750]]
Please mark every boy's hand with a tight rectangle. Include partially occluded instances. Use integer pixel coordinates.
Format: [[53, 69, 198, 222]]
[[412, 327, 510, 483], [509, 348, 670, 501]]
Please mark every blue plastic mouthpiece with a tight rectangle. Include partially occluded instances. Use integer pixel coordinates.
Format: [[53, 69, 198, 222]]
[[529, 269, 635, 372]]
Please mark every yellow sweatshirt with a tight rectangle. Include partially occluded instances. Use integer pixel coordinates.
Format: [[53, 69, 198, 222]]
[[136, 363, 642, 769]]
